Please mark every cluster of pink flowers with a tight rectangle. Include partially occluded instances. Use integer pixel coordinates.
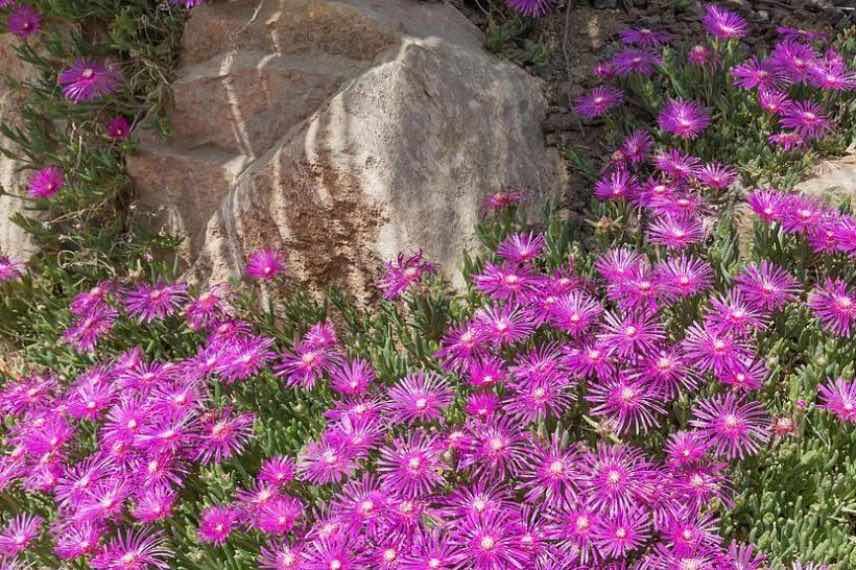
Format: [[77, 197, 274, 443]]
[[746, 189, 856, 337], [573, 3, 851, 152]]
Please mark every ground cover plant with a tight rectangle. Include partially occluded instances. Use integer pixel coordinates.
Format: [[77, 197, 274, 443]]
[[0, 1, 854, 569]]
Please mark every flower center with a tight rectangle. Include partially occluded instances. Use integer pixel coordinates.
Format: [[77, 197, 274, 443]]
[[82, 68, 95, 79], [480, 536, 496, 550]]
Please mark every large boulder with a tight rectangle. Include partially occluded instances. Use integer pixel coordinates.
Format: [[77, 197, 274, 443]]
[[794, 154, 856, 204], [0, 33, 40, 260], [127, 0, 564, 295]]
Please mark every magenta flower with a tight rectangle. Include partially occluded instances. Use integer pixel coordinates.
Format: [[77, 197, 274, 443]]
[[378, 250, 435, 299], [818, 378, 856, 423], [690, 393, 770, 459], [387, 372, 453, 425], [769, 131, 805, 151], [648, 215, 705, 250], [195, 407, 255, 464], [277, 340, 340, 390], [758, 88, 791, 115], [563, 342, 615, 380], [217, 336, 276, 382], [734, 261, 801, 312], [7, 4, 41, 39], [594, 168, 637, 201], [612, 48, 661, 76], [655, 255, 713, 300], [688, 44, 716, 67], [124, 281, 188, 322], [834, 216, 856, 256], [63, 305, 118, 352], [377, 432, 443, 498], [702, 4, 748, 40], [0, 256, 24, 283], [496, 231, 545, 264], [653, 149, 702, 180], [329, 359, 374, 396], [105, 116, 131, 140], [682, 323, 752, 376], [505, 0, 552, 16], [697, 162, 737, 190], [593, 507, 650, 558], [504, 378, 573, 424], [473, 304, 535, 347], [665, 431, 710, 469], [716, 358, 768, 391], [581, 443, 651, 516], [547, 291, 603, 336], [632, 346, 700, 399], [483, 189, 524, 212], [731, 57, 785, 90], [658, 99, 711, 140], [587, 374, 666, 434], [518, 431, 579, 508], [58, 59, 122, 103], [198, 505, 241, 545], [465, 392, 500, 421], [259, 542, 304, 570], [0, 513, 42, 557], [808, 279, 856, 337], [547, 498, 600, 563], [808, 48, 856, 91], [450, 509, 530, 570], [132, 486, 177, 523], [245, 248, 286, 280], [770, 39, 817, 83], [574, 87, 624, 120], [780, 193, 825, 235], [596, 247, 644, 282], [779, 100, 831, 140], [705, 291, 768, 336], [89, 528, 171, 569], [27, 165, 64, 199], [474, 263, 538, 301], [747, 189, 786, 223], [459, 415, 527, 479], [620, 27, 672, 47], [251, 496, 303, 535], [598, 310, 665, 357], [619, 129, 653, 166]]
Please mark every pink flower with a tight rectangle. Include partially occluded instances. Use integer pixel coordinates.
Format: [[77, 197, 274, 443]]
[[105, 116, 131, 140], [0, 513, 42, 557], [245, 249, 287, 280], [197, 505, 241, 545], [505, 0, 553, 16], [594, 168, 637, 202], [195, 407, 255, 464], [702, 4, 748, 40], [89, 528, 171, 569], [620, 27, 672, 47], [647, 216, 705, 250], [27, 165, 64, 199], [808, 279, 856, 337], [690, 393, 770, 459], [496, 232, 545, 264], [779, 101, 831, 140], [7, 4, 41, 39], [612, 48, 661, 76], [587, 374, 666, 434], [58, 59, 122, 103], [574, 87, 624, 119], [378, 250, 435, 299], [387, 372, 453, 425], [377, 432, 443, 498], [658, 99, 711, 140], [123, 281, 188, 322], [734, 261, 801, 312], [818, 378, 856, 423]]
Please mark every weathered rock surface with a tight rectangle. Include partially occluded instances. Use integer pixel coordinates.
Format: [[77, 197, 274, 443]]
[[0, 34, 40, 260], [795, 154, 856, 203], [127, 0, 564, 295]]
